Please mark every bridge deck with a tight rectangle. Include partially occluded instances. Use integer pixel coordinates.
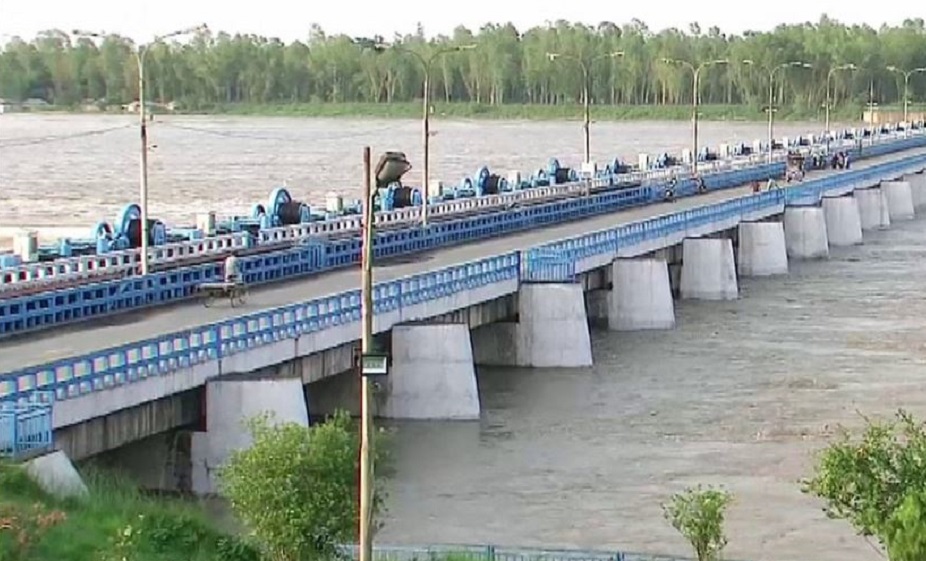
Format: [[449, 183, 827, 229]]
[[1, 148, 922, 374]]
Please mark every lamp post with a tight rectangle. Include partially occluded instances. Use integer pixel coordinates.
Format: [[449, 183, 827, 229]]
[[824, 63, 857, 143], [887, 65, 926, 127], [387, 44, 476, 226], [743, 60, 812, 164], [73, 25, 207, 275], [662, 58, 729, 175], [546, 51, 625, 165]]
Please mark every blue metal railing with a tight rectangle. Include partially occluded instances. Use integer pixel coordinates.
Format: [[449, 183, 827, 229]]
[[341, 543, 705, 561], [8, 132, 924, 340], [0, 392, 53, 459], [1, 148, 925, 418]]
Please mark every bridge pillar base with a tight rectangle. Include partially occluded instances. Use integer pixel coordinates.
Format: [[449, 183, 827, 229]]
[[822, 196, 863, 246], [737, 222, 788, 276], [855, 187, 891, 230], [902, 173, 926, 209], [380, 324, 480, 420], [473, 283, 592, 368], [608, 259, 675, 330], [680, 238, 738, 300], [783, 207, 829, 259], [882, 181, 915, 221], [190, 378, 309, 495]]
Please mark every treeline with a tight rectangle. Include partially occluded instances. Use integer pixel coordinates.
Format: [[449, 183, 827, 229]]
[[1, 15, 926, 112]]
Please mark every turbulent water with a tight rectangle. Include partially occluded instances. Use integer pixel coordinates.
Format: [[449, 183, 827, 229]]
[[2, 114, 913, 560]]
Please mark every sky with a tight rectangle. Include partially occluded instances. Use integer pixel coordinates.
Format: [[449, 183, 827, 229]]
[[0, 0, 919, 43]]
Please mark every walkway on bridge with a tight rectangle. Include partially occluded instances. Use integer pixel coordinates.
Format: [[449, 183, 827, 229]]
[[2, 147, 923, 375]]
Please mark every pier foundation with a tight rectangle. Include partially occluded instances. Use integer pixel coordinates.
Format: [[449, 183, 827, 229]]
[[191, 378, 309, 495], [608, 258, 675, 330], [473, 283, 592, 368], [882, 181, 915, 221], [904, 173, 926, 209], [854, 187, 891, 230], [737, 222, 788, 276], [783, 207, 829, 259], [680, 238, 738, 300], [380, 324, 480, 420], [822, 196, 863, 246]]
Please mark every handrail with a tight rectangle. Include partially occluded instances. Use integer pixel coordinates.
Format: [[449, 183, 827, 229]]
[[3, 149, 923, 409], [0, 131, 905, 295]]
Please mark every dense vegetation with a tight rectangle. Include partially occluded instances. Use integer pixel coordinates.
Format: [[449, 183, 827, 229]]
[[1, 16, 925, 117], [0, 461, 257, 561]]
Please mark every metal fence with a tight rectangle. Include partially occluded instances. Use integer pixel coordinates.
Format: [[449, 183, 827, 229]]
[[0, 392, 54, 459], [522, 249, 577, 283], [340, 544, 707, 561]]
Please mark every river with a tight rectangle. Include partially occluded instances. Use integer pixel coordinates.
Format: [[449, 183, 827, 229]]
[[2, 114, 908, 559], [0, 113, 835, 244]]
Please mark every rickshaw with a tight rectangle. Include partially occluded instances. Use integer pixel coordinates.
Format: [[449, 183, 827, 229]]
[[785, 151, 806, 182]]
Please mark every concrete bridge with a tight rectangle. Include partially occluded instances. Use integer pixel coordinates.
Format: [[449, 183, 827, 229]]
[[2, 140, 926, 494]]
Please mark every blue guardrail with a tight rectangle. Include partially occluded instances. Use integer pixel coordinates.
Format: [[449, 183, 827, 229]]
[[2, 147, 926, 457], [6, 134, 923, 340]]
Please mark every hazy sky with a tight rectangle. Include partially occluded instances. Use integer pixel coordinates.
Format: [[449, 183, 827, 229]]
[[0, 0, 919, 42]]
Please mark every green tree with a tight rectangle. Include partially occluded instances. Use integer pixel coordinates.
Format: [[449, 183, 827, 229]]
[[662, 485, 733, 561], [218, 411, 386, 561], [2, 15, 926, 112], [804, 410, 926, 560]]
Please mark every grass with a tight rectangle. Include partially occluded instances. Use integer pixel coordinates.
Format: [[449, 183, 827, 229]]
[[0, 460, 258, 561], [193, 101, 876, 122]]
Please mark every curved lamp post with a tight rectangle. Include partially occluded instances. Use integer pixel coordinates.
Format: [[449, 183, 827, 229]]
[[73, 25, 208, 275], [386, 44, 477, 225], [743, 60, 812, 163], [824, 63, 857, 142], [887, 65, 926, 128], [661, 58, 729, 174], [546, 51, 625, 165]]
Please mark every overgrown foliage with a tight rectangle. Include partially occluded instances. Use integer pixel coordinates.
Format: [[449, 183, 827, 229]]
[[804, 409, 926, 560], [663, 485, 733, 561], [2, 16, 926, 112], [0, 460, 258, 561], [218, 411, 386, 561]]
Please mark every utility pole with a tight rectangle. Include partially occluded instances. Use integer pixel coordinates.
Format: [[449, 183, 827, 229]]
[[359, 147, 375, 561], [662, 58, 729, 175], [887, 65, 926, 132], [742, 60, 812, 165], [824, 63, 857, 147], [546, 51, 624, 165]]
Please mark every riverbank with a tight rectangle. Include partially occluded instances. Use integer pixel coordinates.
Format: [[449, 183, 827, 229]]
[[0, 461, 256, 561], [189, 102, 871, 122], [4, 102, 885, 122]]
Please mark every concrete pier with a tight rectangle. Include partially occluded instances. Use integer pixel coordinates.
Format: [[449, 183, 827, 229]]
[[473, 283, 593, 368], [608, 259, 675, 330], [191, 378, 309, 495], [882, 181, 915, 220], [904, 173, 926, 209], [822, 196, 863, 246], [855, 188, 891, 230], [737, 222, 788, 276], [680, 238, 738, 300], [380, 324, 480, 420], [783, 207, 829, 259]]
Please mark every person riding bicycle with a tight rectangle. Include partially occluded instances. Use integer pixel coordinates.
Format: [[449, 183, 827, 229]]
[[224, 251, 241, 284]]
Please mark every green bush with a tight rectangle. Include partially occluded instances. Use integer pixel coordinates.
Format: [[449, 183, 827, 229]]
[[663, 485, 733, 561]]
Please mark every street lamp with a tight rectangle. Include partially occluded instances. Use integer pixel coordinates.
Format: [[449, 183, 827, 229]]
[[824, 63, 857, 141], [383, 43, 476, 226], [887, 65, 926, 126], [662, 58, 729, 174], [743, 60, 812, 164], [546, 51, 625, 165], [73, 24, 207, 275]]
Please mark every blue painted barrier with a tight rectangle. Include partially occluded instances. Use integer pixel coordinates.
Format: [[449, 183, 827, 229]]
[[522, 249, 577, 283], [341, 543, 702, 561], [0, 392, 54, 458], [4, 130, 923, 340], [1, 147, 925, 412]]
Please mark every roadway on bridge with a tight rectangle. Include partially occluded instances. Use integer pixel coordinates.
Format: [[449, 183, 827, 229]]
[[2, 147, 924, 374]]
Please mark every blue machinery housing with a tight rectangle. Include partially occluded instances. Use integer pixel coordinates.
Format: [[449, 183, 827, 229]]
[[2, 142, 926, 457], [3, 133, 924, 341]]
